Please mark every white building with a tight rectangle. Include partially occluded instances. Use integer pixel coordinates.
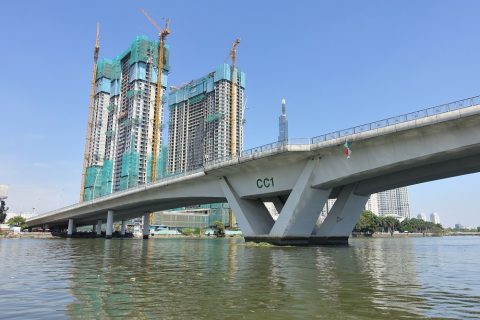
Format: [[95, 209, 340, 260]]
[[319, 187, 410, 222], [430, 212, 440, 224], [417, 213, 427, 221], [375, 187, 410, 218], [365, 193, 379, 215]]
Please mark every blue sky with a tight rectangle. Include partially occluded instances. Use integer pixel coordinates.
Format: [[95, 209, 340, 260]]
[[1, 0, 479, 227]]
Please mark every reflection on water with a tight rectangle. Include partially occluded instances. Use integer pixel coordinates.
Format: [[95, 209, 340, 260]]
[[0, 237, 479, 319]]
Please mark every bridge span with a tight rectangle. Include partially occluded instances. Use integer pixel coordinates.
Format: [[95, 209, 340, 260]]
[[28, 96, 480, 245]]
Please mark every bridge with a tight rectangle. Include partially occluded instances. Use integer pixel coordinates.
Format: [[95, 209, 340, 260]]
[[28, 95, 480, 245]]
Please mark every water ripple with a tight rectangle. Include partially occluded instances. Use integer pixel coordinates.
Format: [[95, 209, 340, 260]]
[[1, 237, 479, 319]]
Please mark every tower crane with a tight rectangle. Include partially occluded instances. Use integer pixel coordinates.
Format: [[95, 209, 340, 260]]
[[229, 38, 240, 157], [140, 9, 170, 225], [228, 38, 240, 229], [80, 23, 100, 201]]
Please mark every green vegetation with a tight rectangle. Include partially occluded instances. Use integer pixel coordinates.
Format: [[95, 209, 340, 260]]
[[354, 211, 444, 235], [0, 200, 7, 224], [212, 220, 225, 237], [7, 216, 27, 230], [180, 228, 203, 236]]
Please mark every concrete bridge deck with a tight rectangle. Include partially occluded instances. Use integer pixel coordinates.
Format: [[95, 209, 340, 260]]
[[28, 95, 480, 244]]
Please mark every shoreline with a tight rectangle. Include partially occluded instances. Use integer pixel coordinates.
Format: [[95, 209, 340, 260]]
[[2, 231, 479, 240]]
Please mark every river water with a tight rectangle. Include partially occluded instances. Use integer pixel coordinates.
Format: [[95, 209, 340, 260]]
[[0, 236, 479, 319]]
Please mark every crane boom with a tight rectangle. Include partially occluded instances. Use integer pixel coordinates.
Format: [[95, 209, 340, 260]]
[[80, 23, 100, 201]]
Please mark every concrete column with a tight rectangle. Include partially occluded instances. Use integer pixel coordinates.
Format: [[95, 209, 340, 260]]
[[96, 219, 102, 237], [120, 220, 127, 237], [219, 177, 274, 237], [314, 183, 369, 243], [67, 219, 74, 238], [142, 213, 150, 239], [106, 210, 114, 239], [269, 159, 331, 240]]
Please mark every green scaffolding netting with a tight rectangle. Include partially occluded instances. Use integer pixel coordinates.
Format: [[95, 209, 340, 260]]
[[96, 59, 121, 81], [119, 151, 140, 190], [129, 36, 170, 72], [83, 160, 113, 201]]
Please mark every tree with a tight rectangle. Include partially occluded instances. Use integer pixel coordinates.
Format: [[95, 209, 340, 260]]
[[354, 211, 379, 234], [382, 216, 400, 235], [7, 216, 27, 229], [213, 220, 225, 237], [0, 200, 8, 224], [398, 218, 444, 234]]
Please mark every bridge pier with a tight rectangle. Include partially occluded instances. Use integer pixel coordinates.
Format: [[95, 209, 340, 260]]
[[142, 213, 150, 239], [268, 159, 331, 242], [222, 159, 345, 245], [219, 177, 274, 237], [67, 219, 74, 238], [120, 220, 126, 237], [313, 183, 369, 243], [106, 210, 114, 239], [96, 219, 102, 237]]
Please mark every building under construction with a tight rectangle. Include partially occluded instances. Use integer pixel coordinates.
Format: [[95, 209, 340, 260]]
[[167, 64, 246, 173], [82, 35, 170, 201]]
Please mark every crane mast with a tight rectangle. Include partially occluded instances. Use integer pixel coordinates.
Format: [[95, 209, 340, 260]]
[[228, 38, 240, 229], [80, 23, 100, 201], [140, 9, 170, 183], [140, 9, 170, 225], [229, 38, 240, 157]]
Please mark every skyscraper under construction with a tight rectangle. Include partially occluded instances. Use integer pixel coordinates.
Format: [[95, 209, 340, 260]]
[[167, 64, 246, 173], [82, 35, 169, 201]]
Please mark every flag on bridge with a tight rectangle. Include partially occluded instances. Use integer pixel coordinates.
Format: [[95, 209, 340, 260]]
[[344, 140, 352, 159]]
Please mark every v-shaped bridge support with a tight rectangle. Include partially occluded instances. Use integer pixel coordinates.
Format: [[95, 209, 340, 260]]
[[220, 158, 370, 245]]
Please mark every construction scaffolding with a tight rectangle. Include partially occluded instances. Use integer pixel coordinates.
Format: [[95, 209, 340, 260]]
[[82, 35, 170, 197], [167, 63, 246, 173]]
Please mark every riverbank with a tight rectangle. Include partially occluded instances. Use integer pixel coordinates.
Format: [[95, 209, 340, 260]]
[[0, 232, 242, 240], [352, 232, 440, 238], [0, 232, 55, 239]]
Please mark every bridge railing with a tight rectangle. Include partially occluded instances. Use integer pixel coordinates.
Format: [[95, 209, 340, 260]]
[[311, 95, 480, 144], [204, 138, 311, 167]]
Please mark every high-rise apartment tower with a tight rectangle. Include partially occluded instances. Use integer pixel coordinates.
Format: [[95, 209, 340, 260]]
[[82, 36, 169, 201], [365, 187, 410, 218], [167, 64, 246, 173]]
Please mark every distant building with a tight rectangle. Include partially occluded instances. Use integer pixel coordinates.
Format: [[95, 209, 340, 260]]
[[417, 213, 427, 221], [320, 199, 337, 216], [278, 98, 288, 142], [454, 224, 464, 230], [153, 204, 230, 229], [376, 187, 410, 218], [365, 193, 379, 215], [320, 187, 410, 222], [430, 212, 440, 224]]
